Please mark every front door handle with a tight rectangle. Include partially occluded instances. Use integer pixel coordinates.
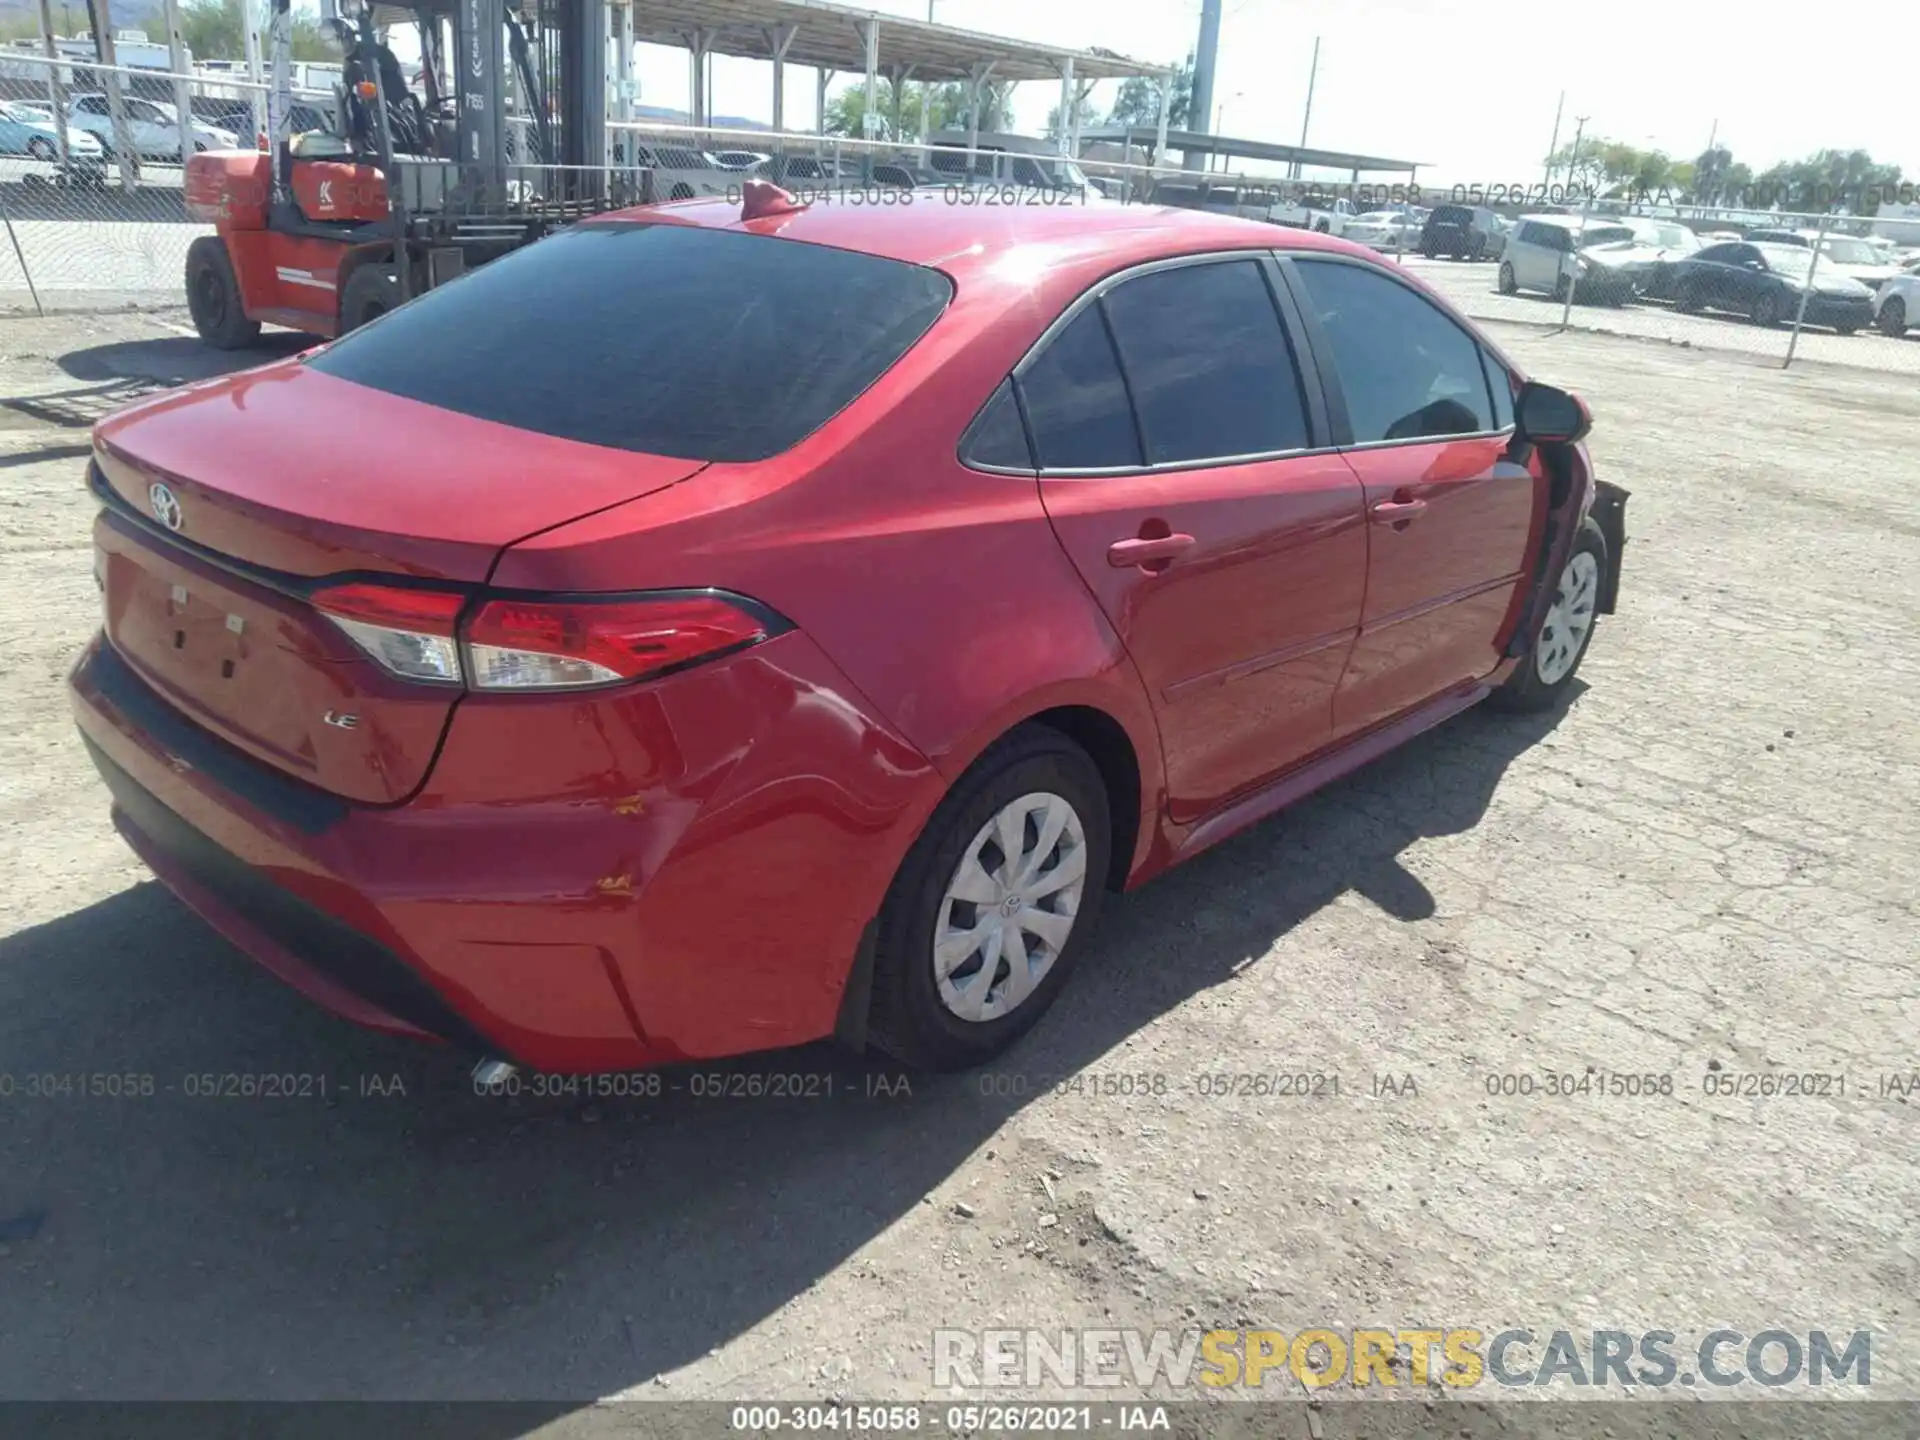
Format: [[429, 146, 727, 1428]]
[[1107, 533, 1195, 570], [1370, 498, 1428, 526]]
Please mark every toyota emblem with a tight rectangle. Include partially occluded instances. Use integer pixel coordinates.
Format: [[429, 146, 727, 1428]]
[[148, 482, 183, 532]]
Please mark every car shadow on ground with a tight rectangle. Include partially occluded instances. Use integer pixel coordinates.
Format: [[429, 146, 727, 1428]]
[[60, 333, 311, 388], [0, 693, 1576, 1404]]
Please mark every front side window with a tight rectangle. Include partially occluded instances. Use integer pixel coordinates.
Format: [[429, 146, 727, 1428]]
[[1293, 259, 1495, 444], [1100, 260, 1311, 463]]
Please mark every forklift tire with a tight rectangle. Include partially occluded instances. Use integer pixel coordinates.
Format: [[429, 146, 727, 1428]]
[[339, 264, 402, 333], [185, 237, 262, 350]]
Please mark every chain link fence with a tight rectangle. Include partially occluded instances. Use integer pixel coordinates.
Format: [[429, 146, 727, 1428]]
[[4, 51, 1918, 379]]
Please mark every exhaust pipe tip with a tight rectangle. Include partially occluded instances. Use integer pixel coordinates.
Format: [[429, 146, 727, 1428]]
[[471, 1058, 518, 1088]]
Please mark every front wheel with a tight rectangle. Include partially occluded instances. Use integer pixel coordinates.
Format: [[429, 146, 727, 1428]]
[[338, 263, 401, 332], [865, 726, 1111, 1071], [26, 137, 54, 161], [1491, 521, 1607, 714], [184, 236, 262, 349], [1877, 296, 1907, 337], [1750, 290, 1783, 327], [1497, 261, 1517, 295]]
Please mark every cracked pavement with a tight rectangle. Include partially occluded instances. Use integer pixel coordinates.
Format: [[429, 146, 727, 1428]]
[[0, 314, 1914, 1426]]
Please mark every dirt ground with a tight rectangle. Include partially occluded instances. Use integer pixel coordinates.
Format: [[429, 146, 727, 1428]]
[[0, 311, 1915, 1431]]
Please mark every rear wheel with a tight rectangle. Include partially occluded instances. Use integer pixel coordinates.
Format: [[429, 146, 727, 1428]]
[[184, 236, 262, 349], [1491, 520, 1608, 713], [1878, 296, 1908, 337], [26, 137, 54, 161], [338, 263, 401, 332], [1750, 289, 1783, 327], [866, 726, 1111, 1071]]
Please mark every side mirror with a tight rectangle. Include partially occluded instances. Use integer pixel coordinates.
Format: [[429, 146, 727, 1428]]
[[1514, 380, 1591, 446]]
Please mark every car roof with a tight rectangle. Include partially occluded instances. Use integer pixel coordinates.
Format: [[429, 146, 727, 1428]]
[[595, 196, 1366, 282]]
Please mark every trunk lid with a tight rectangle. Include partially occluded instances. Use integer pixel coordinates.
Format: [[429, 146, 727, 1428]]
[[91, 360, 707, 804]]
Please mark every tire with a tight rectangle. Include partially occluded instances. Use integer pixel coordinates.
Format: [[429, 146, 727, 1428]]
[[338, 263, 401, 332], [669, 182, 694, 201], [184, 236, 262, 349], [1750, 289, 1782, 327], [1313, 217, 1330, 234], [1490, 519, 1607, 714], [1552, 274, 1571, 304], [26, 137, 54, 162], [866, 725, 1112, 1071], [1877, 296, 1907, 338], [1497, 261, 1517, 295], [1834, 321, 1860, 337]]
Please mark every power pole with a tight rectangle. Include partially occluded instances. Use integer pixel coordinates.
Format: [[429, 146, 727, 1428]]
[[1185, 0, 1220, 172], [1567, 115, 1588, 198], [1292, 36, 1318, 180], [1542, 89, 1564, 188]]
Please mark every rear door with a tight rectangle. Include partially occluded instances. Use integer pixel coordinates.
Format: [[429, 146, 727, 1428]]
[[1282, 255, 1537, 737], [1010, 253, 1368, 821]]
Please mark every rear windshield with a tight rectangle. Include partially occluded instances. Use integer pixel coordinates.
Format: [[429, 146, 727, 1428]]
[[1430, 206, 1473, 225], [307, 223, 953, 463]]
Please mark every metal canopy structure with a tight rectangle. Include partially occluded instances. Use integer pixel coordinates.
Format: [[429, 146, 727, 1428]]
[[625, 0, 1168, 82], [616, 0, 1174, 159], [1083, 125, 1422, 181]]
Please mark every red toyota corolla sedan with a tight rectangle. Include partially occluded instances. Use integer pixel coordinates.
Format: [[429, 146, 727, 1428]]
[[70, 189, 1627, 1074]]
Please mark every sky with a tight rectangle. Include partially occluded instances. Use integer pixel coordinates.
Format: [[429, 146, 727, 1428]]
[[633, 0, 1919, 188]]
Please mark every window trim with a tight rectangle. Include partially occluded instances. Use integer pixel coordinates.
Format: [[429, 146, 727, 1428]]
[[958, 248, 1334, 479], [1273, 249, 1512, 453]]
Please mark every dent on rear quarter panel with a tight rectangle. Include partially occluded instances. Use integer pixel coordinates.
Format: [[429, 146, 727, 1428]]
[[414, 632, 944, 1060]]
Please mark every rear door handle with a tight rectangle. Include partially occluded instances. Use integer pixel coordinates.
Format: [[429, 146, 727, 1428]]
[[1107, 533, 1196, 569], [1370, 499, 1428, 525]]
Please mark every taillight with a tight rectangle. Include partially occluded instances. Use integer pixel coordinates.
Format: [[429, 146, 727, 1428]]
[[464, 593, 773, 690], [311, 584, 779, 691], [312, 582, 465, 685]]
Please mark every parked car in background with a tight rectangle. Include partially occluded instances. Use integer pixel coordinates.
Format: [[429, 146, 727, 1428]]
[[69, 201, 1624, 1075], [1265, 191, 1355, 235], [1745, 227, 1810, 247], [67, 93, 237, 160], [1343, 210, 1423, 251], [1669, 241, 1873, 332], [1870, 271, 1920, 336], [1498, 215, 1638, 303], [1420, 204, 1504, 260], [753, 154, 851, 184], [708, 149, 771, 171], [612, 141, 736, 199], [0, 98, 102, 163], [1811, 233, 1901, 293], [1608, 216, 1703, 299]]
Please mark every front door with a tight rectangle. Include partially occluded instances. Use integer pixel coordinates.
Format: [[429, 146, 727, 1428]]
[[1284, 255, 1539, 737], [1016, 254, 1368, 821]]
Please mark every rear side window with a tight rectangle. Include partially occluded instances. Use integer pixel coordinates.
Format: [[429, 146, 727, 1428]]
[[1293, 259, 1494, 444], [1101, 260, 1311, 463], [308, 224, 952, 463], [962, 381, 1033, 470], [1017, 306, 1141, 470]]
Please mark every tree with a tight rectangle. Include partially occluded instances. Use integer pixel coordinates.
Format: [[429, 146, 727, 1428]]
[[1105, 50, 1194, 132], [823, 77, 1009, 139], [1045, 90, 1096, 142], [181, 0, 338, 64]]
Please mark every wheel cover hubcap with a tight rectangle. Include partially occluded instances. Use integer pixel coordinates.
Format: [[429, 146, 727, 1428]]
[[934, 791, 1088, 1023], [1535, 550, 1599, 685]]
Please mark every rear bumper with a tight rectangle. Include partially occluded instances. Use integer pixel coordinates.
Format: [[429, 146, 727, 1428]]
[[71, 631, 941, 1073]]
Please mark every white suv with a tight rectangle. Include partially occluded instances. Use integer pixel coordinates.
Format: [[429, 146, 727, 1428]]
[[68, 93, 237, 161]]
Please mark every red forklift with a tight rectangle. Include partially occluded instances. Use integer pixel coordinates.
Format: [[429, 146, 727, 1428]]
[[181, 0, 648, 347]]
